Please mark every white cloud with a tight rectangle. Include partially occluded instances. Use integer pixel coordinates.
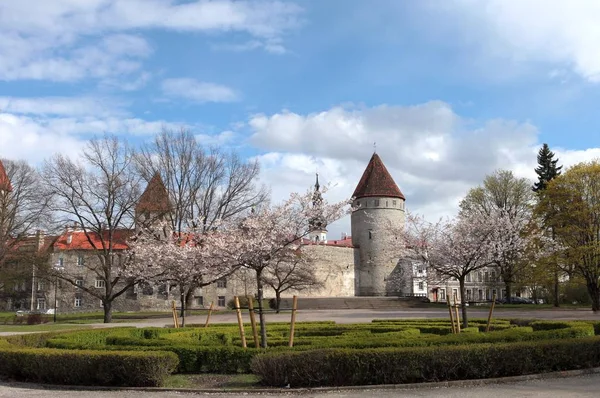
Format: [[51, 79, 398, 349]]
[[0, 0, 302, 82], [0, 96, 126, 117], [162, 78, 240, 103], [441, 0, 600, 82], [249, 101, 600, 237]]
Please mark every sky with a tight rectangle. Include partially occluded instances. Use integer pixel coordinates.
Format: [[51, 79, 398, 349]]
[[2, 0, 600, 239]]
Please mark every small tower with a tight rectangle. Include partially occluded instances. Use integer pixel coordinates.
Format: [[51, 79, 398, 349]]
[[0, 159, 13, 194], [135, 173, 172, 239], [351, 153, 406, 296], [308, 173, 328, 243]]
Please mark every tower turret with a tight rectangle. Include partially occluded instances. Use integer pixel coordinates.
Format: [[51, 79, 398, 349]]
[[135, 173, 172, 239], [351, 153, 406, 296], [0, 160, 13, 194], [308, 173, 327, 243]]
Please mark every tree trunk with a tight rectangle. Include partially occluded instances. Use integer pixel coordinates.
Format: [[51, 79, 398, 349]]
[[553, 268, 560, 307], [459, 276, 468, 328], [180, 290, 186, 327], [275, 291, 281, 314], [256, 269, 268, 348], [586, 281, 600, 312], [505, 282, 512, 304], [103, 300, 112, 323]]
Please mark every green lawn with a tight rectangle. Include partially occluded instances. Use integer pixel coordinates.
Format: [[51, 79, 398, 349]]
[[163, 374, 260, 389]]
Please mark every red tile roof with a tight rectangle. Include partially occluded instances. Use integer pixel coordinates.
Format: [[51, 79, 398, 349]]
[[0, 159, 13, 192], [302, 236, 355, 248], [136, 173, 171, 214], [53, 229, 133, 251], [352, 153, 405, 200]]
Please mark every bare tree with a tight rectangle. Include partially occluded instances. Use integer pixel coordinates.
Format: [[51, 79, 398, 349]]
[[262, 248, 324, 313], [0, 159, 53, 293], [42, 136, 142, 323], [134, 128, 268, 314], [135, 128, 268, 232]]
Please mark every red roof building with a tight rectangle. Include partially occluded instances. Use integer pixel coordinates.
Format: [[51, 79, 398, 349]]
[[53, 229, 132, 251], [352, 153, 405, 200], [0, 159, 13, 192]]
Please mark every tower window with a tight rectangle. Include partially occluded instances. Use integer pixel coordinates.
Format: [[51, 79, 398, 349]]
[[368, 230, 372, 240], [374, 199, 380, 206], [386, 200, 388, 207], [393, 200, 397, 206]]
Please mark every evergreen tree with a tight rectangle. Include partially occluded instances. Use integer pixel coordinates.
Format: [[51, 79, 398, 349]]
[[533, 143, 562, 192], [532, 143, 563, 308]]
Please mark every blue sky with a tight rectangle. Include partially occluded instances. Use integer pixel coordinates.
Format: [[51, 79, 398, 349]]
[[2, 0, 600, 237]]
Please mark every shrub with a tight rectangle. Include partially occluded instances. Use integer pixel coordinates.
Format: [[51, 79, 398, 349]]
[[0, 348, 178, 387], [252, 337, 600, 387]]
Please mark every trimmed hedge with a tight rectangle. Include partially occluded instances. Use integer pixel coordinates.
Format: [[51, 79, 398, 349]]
[[252, 336, 600, 387], [0, 348, 178, 387]]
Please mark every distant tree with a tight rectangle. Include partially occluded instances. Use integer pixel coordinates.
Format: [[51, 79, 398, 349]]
[[536, 160, 600, 312], [460, 170, 535, 302], [533, 143, 563, 193], [0, 159, 53, 275], [43, 136, 142, 323], [532, 143, 564, 307], [262, 248, 323, 313]]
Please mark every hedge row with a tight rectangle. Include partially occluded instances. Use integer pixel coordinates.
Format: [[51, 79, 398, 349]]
[[0, 348, 178, 387], [251, 336, 600, 387]]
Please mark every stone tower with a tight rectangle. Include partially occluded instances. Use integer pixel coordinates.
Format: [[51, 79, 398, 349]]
[[351, 153, 406, 296], [0, 160, 12, 194], [308, 173, 327, 243], [135, 173, 172, 239]]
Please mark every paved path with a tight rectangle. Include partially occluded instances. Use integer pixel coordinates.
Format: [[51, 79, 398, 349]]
[[95, 307, 600, 328], [1, 373, 600, 397]]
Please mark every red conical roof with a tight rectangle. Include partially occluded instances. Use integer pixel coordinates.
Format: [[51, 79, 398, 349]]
[[352, 153, 405, 200], [0, 160, 13, 192], [136, 173, 171, 213]]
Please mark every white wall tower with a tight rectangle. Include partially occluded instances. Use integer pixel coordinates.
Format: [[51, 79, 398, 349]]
[[351, 154, 406, 296]]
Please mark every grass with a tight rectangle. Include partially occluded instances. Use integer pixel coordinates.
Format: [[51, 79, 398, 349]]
[[0, 323, 91, 333], [163, 374, 260, 389]]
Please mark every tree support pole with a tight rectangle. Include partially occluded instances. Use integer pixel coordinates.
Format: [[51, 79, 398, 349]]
[[486, 292, 497, 332], [171, 300, 179, 328], [234, 296, 247, 348], [247, 296, 259, 348], [204, 302, 214, 328], [289, 295, 298, 347]]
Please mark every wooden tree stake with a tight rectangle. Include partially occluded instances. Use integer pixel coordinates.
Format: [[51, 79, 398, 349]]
[[247, 296, 259, 348], [447, 298, 456, 334], [171, 300, 179, 329], [454, 294, 461, 333], [204, 301, 214, 328], [289, 295, 298, 347], [486, 292, 497, 332], [234, 296, 247, 348]]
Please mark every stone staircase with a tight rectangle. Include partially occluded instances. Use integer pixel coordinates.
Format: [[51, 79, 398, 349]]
[[278, 296, 428, 310]]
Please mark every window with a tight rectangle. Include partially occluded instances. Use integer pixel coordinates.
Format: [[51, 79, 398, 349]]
[[466, 289, 472, 301], [95, 279, 106, 289], [75, 279, 84, 287], [452, 288, 458, 301], [217, 296, 226, 307], [195, 296, 204, 306], [418, 282, 424, 291], [74, 297, 82, 307], [440, 289, 446, 301], [374, 199, 380, 206], [58, 257, 64, 266], [465, 273, 471, 282], [491, 271, 496, 281], [478, 272, 483, 282], [37, 281, 45, 291], [36, 298, 46, 310], [216, 278, 227, 288], [368, 230, 372, 240], [392, 200, 397, 206], [484, 271, 489, 282], [386, 200, 389, 207], [77, 255, 84, 266]]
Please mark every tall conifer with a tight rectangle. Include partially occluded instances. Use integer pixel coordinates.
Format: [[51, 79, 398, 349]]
[[533, 143, 562, 192]]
